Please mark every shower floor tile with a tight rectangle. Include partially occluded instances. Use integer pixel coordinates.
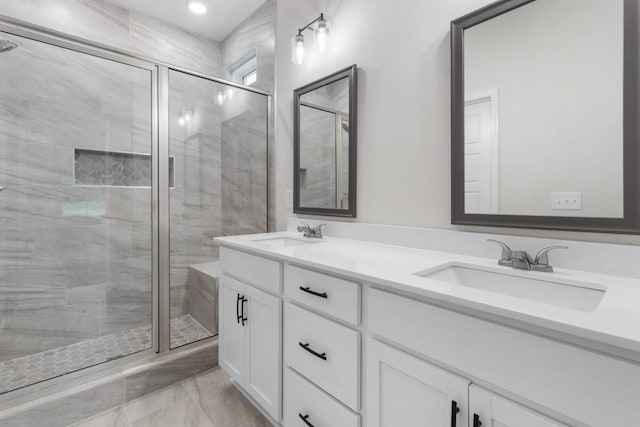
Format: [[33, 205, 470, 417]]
[[0, 315, 212, 395]]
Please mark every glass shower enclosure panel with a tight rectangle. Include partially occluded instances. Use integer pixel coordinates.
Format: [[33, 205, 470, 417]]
[[0, 32, 155, 394], [168, 69, 268, 349]]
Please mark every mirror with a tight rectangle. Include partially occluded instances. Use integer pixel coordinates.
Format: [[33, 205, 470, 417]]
[[294, 65, 357, 217], [451, 0, 640, 233]]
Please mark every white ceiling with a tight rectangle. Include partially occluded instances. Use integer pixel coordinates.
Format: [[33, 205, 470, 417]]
[[107, 0, 267, 41]]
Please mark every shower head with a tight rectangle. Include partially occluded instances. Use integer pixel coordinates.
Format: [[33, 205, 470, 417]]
[[0, 38, 20, 53]]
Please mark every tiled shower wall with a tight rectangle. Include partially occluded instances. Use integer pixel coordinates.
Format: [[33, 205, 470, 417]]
[[0, 0, 222, 76], [0, 0, 275, 365], [0, 0, 226, 362]]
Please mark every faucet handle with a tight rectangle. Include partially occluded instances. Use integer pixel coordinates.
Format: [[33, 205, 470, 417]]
[[534, 246, 568, 266], [487, 239, 512, 261], [313, 224, 326, 237]]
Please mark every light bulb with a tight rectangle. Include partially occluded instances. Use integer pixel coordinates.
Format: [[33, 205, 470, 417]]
[[292, 34, 305, 65], [226, 88, 234, 100], [178, 116, 186, 127], [184, 112, 191, 123], [187, 1, 207, 14], [217, 91, 225, 106], [314, 18, 330, 52]]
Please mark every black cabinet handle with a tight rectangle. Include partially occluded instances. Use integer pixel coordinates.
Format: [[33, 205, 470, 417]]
[[236, 293, 242, 324], [299, 286, 328, 299], [299, 342, 327, 360], [473, 414, 482, 427], [451, 400, 460, 427], [298, 413, 314, 427], [240, 296, 248, 326]]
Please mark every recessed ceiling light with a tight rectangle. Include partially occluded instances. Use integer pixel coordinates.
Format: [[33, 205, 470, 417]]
[[187, 1, 207, 14]]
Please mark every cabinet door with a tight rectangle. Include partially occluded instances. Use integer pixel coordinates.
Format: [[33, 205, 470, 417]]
[[219, 275, 246, 383], [367, 339, 470, 427], [245, 285, 282, 421], [469, 385, 567, 427]]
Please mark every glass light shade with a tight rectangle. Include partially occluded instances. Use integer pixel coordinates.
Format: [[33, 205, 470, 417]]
[[292, 34, 305, 65], [314, 18, 331, 52]]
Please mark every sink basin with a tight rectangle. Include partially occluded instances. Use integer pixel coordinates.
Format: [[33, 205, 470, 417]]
[[415, 264, 606, 312], [251, 237, 319, 247]]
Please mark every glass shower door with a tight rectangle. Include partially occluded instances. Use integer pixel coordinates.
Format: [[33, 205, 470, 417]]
[[167, 69, 268, 349], [0, 32, 155, 394]]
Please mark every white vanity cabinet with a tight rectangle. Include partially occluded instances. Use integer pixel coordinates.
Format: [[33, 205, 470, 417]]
[[217, 236, 640, 427], [367, 339, 470, 427], [219, 248, 283, 422], [469, 385, 567, 427]]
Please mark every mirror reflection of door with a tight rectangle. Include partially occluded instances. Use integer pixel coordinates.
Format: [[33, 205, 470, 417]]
[[464, 91, 499, 214]]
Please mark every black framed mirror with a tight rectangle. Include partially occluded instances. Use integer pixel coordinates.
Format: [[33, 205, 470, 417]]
[[294, 65, 357, 217], [451, 0, 640, 233]]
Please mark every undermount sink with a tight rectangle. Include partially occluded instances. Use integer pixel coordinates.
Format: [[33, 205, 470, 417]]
[[251, 237, 320, 247], [415, 264, 606, 312]]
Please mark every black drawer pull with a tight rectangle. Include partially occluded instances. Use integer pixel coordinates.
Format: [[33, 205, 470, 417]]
[[299, 342, 327, 360], [299, 286, 328, 299], [451, 400, 460, 427], [473, 413, 482, 427], [298, 413, 314, 427]]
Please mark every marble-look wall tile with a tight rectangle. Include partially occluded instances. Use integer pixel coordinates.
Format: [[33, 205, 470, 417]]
[[221, 108, 268, 236], [124, 345, 218, 402], [185, 264, 218, 334], [0, 378, 125, 427], [221, 0, 276, 94], [129, 11, 221, 76], [0, 302, 101, 361], [0, 0, 221, 76]]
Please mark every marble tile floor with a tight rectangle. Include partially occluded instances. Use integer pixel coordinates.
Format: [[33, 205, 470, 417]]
[[67, 367, 271, 427], [0, 315, 211, 395]]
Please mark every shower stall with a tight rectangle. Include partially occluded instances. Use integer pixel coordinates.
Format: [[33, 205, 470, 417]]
[[0, 21, 268, 396]]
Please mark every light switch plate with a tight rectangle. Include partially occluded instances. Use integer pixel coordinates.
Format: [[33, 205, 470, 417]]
[[552, 192, 582, 210]]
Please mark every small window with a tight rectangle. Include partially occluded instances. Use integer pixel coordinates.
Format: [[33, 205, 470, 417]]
[[227, 50, 258, 86], [242, 69, 257, 86]]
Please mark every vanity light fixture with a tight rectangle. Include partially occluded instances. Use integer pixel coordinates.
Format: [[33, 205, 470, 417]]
[[291, 13, 330, 64], [186, 0, 207, 14]]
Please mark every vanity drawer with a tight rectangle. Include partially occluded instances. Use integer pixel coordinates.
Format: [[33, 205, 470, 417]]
[[284, 303, 360, 411], [220, 247, 281, 293], [284, 265, 360, 325], [284, 368, 360, 427]]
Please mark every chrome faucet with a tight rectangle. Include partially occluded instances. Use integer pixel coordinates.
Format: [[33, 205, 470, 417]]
[[297, 223, 325, 239], [487, 239, 567, 272]]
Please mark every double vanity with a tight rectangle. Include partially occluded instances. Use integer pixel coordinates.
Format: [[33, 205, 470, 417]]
[[215, 229, 640, 427]]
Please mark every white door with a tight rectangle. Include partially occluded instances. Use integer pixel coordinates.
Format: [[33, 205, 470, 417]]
[[245, 285, 282, 421], [464, 93, 499, 214], [219, 275, 246, 383], [469, 385, 567, 427], [367, 339, 470, 427]]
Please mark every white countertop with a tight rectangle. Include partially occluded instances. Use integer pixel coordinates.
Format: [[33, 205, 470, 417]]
[[215, 232, 640, 360]]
